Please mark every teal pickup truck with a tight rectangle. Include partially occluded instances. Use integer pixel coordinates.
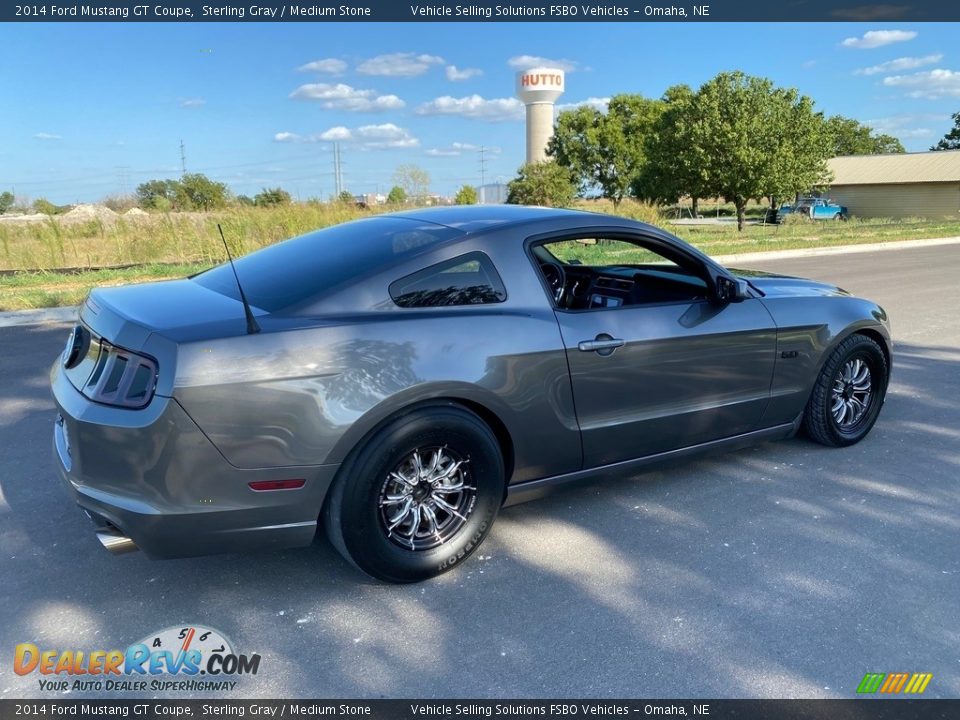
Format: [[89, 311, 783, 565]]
[[778, 197, 848, 222]]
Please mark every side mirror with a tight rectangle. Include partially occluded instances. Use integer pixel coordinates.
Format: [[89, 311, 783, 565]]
[[714, 276, 750, 303]]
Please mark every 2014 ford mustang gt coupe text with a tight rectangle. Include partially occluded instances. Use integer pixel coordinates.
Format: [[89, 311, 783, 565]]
[[51, 206, 891, 582]]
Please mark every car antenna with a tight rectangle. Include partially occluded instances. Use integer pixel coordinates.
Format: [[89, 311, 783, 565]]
[[217, 223, 260, 335]]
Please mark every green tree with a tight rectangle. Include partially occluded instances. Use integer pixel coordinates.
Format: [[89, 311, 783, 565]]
[[393, 165, 430, 203], [33, 198, 58, 215], [826, 115, 905, 156], [687, 71, 831, 230], [135, 179, 181, 210], [931, 112, 960, 151], [550, 94, 665, 208], [254, 187, 292, 206], [634, 84, 711, 216], [453, 185, 478, 205], [506, 162, 576, 208], [235, 194, 255, 206], [337, 190, 355, 204], [179, 173, 229, 210], [386, 185, 407, 204], [0, 191, 14, 214]]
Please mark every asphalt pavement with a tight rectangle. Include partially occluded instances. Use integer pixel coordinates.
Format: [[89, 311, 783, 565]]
[[1, 243, 957, 699]]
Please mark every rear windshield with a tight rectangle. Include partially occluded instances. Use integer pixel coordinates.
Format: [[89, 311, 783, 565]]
[[193, 216, 460, 312]]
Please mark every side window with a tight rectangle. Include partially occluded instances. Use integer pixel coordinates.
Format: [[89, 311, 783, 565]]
[[390, 252, 507, 308], [535, 237, 709, 310]]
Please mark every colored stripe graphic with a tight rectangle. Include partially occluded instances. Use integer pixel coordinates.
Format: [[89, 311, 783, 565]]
[[880, 672, 909, 693], [904, 673, 933, 694], [857, 673, 886, 693], [857, 672, 933, 694]]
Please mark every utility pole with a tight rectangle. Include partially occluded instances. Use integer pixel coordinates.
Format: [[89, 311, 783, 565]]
[[478, 145, 490, 203], [116, 166, 130, 196], [179, 139, 187, 176], [333, 143, 343, 197]]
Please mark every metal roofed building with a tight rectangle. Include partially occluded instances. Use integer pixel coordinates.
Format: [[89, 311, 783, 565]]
[[826, 150, 960, 219]]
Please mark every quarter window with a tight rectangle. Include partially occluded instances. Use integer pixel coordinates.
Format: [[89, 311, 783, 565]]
[[390, 252, 506, 308]]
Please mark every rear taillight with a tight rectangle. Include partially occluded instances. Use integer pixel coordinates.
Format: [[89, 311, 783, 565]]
[[83, 341, 158, 409]]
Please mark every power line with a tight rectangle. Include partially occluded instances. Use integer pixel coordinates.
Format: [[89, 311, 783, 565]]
[[179, 139, 187, 175]]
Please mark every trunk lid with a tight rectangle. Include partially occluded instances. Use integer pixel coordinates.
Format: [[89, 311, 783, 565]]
[[83, 278, 262, 346]]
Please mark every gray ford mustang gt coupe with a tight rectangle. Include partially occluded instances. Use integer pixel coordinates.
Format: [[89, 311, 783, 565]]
[[51, 205, 891, 582]]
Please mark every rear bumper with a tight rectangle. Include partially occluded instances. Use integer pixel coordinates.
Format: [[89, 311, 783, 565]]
[[51, 362, 339, 559]]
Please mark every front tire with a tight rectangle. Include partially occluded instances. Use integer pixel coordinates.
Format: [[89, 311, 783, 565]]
[[803, 333, 888, 447], [324, 404, 505, 583]]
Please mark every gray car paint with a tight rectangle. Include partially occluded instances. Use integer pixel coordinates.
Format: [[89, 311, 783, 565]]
[[50, 206, 891, 559]]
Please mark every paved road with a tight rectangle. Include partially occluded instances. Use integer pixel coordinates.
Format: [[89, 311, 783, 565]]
[[1, 244, 958, 699]]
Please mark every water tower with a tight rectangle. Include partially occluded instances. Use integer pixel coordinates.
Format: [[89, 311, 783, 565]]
[[515, 67, 565, 163]]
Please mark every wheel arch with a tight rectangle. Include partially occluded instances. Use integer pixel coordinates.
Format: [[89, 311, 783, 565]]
[[323, 391, 517, 510]]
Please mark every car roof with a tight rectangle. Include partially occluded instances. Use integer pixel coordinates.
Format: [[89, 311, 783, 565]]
[[389, 204, 615, 235]]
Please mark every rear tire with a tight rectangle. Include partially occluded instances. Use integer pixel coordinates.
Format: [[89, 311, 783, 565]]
[[324, 404, 505, 583], [803, 333, 888, 447]]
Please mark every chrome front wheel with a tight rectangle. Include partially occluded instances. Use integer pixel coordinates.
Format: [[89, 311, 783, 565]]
[[803, 333, 889, 447], [831, 357, 873, 430]]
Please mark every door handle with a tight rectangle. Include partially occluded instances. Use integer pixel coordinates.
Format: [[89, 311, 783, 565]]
[[578, 335, 625, 355]]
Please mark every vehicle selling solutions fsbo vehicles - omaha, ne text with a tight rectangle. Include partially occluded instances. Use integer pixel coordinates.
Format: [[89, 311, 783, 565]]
[[51, 206, 891, 582]]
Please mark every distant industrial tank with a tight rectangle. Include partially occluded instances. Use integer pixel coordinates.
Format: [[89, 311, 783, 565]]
[[515, 67, 565, 164]]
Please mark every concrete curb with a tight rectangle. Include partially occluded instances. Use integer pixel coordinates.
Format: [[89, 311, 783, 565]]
[[712, 235, 960, 264], [0, 306, 78, 328], [2, 236, 959, 328]]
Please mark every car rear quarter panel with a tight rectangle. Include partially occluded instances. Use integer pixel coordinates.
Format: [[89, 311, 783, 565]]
[[758, 294, 891, 426], [173, 311, 579, 482]]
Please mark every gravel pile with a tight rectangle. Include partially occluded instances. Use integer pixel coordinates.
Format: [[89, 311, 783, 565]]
[[60, 204, 119, 223]]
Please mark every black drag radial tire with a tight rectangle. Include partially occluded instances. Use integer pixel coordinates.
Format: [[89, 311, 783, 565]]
[[324, 403, 505, 583], [803, 333, 889, 447]]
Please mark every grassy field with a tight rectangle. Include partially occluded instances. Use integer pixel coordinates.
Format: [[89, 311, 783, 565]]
[[1, 201, 959, 311]]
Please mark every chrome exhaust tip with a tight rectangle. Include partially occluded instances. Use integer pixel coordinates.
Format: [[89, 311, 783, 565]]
[[95, 530, 138, 555]]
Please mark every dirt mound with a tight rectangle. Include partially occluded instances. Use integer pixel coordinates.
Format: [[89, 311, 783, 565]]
[[0, 213, 48, 224], [123, 207, 150, 221], [60, 204, 119, 224]]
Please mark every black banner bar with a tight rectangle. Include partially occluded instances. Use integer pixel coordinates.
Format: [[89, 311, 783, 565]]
[[3, 0, 960, 23], [2, 700, 960, 720]]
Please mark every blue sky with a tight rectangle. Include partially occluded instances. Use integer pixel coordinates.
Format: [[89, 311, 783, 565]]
[[2, 22, 959, 203]]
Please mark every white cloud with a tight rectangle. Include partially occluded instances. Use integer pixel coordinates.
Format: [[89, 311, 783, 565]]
[[855, 54, 942, 75], [279, 123, 416, 149], [425, 142, 497, 157], [180, 98, 205, 108], [355, 123, 419, 149], [34, 132, 61, 140], [318, 126, 353, 141], [297, 58, 347, 74], [357, 53, 444, 77], [274, 132, 303, 143], [507, 55, 578, 72], [557, 97, 611, 112], [841, 30, 917, 49], [416, 95, 524, 121], [882, 69, 960, 98], [289, 83, 405, 111], [865, 113, 948, 139], [445, 65, 483, 81]]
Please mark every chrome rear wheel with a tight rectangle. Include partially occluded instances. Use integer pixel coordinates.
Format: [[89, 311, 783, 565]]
[[378, 447, 477, 551]]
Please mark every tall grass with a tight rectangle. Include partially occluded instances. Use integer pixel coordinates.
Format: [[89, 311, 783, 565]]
[[0, 204, 372, 271]]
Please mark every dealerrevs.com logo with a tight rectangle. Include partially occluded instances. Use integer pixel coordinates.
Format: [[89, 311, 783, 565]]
[[14, 625, 261, 693]]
